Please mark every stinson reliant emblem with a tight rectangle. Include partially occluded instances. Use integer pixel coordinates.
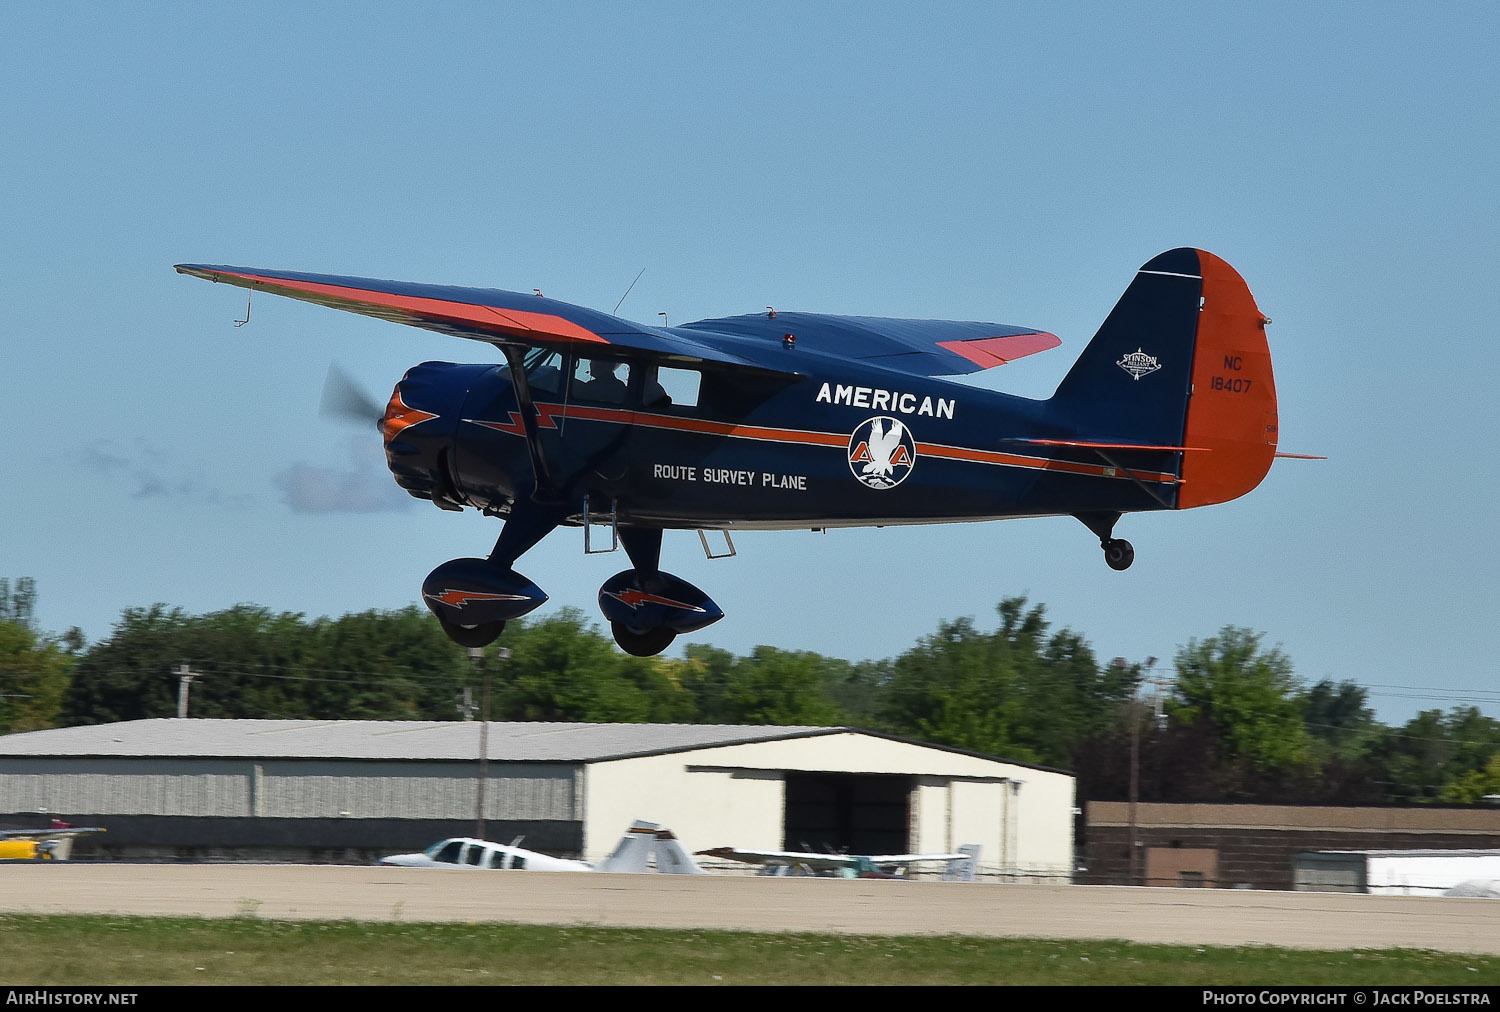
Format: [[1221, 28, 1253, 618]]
[[1116, 347, 1161, 380]]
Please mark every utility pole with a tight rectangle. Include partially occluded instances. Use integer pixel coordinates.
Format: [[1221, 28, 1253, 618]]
[[175, 664, 199, 718], [470, 646, 510, 840], [1126, 656, 1159, 887]]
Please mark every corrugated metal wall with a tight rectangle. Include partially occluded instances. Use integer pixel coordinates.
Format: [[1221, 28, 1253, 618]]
[[0, 758, 581, 821]]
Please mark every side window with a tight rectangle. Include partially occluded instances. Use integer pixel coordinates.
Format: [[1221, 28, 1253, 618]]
[[464, 845, 486, 867], [646, 366, 700, 410], [487, 850, 507, 869], [571, 357, 631, 405]]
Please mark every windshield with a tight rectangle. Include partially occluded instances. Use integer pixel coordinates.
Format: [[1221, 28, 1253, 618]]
[[424, 839, 464, 863]]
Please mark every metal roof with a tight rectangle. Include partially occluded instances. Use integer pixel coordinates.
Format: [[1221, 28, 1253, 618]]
[[0, 719, 845, 763]]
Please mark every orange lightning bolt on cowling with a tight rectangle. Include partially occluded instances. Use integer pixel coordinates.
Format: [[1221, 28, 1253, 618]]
[[604, 589, 706, 613], [425, 589, 530, 608]]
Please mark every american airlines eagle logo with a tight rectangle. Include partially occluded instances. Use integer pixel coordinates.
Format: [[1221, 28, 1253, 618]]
[[848, 416, 916, 490]]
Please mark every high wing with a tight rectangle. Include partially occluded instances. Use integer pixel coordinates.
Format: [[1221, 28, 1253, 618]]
[[680, 312, 1060, 377], [174, 266, 1057, 379], [173, 265, 799, 376]]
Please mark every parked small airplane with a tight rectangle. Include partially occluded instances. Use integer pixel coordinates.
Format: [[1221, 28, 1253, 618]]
[[696, 843, 980, 880], [377, 819, 705, 874], [178, 248, 1299, 656], [0, 825, 105, 861]]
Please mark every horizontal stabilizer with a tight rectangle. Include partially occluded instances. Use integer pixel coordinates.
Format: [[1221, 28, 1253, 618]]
[[1007, 438, 1209, 453]]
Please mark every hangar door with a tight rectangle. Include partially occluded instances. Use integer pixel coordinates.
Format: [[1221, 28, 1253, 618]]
[[783, 773, 911, 855]]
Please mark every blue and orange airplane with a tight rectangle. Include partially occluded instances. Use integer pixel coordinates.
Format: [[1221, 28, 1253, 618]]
[[177, 248, 1290, 656]]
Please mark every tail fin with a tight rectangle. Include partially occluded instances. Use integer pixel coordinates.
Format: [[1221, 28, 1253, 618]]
[[1049, 248, 1278, 508], [649, 828, 707, 875], [595, 819, 706, 874]]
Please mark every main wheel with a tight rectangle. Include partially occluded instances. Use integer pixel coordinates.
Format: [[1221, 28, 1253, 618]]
[[611, 622, 676, 657], [1103, 538, 1135, 571], [437, 616, 506, 648]]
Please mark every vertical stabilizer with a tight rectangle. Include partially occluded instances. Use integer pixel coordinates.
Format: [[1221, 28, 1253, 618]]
[[595, 819, 661, 873], [594, 819, 706, 874], [1049, 249, 1278, 508], [650, 828, 707, 875]]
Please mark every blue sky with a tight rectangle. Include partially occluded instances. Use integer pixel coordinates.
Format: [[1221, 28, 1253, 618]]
[[5, 2, 1497, 725]]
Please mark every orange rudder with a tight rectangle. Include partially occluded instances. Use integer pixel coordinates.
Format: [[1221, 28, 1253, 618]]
[[1177, 250, 1279, 509]]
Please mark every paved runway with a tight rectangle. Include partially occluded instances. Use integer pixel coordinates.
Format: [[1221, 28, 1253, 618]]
[[4, 865, 1499, 954]]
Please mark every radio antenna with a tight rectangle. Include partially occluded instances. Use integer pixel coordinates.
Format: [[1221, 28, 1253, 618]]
[[612, 267, 646, 315]]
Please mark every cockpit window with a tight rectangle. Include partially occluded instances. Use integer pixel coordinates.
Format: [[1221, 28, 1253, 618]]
[[428, 839, 464, 863], [572, 357, 631, 405]]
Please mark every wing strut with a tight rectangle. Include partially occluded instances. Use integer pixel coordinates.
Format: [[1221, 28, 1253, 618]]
[[500, 346, 562, 504]]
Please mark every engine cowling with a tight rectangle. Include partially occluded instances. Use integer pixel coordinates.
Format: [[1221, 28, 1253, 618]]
[[381, 361, 518, 511]]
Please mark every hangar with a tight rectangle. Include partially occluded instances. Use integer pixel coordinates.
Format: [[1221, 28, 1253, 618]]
[[0, 718, 1075, 878]]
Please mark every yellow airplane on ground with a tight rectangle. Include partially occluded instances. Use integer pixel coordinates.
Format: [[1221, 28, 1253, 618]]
[[0, 825, 105, 860]]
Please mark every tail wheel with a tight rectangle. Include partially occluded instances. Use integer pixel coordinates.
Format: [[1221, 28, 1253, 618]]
[[437, 616, 506, 648], [1103, 538, 1135, 571], [611, 622, 676, 657]]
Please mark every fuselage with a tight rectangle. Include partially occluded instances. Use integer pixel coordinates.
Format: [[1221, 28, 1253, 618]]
[[385, 343, 1182, 530]]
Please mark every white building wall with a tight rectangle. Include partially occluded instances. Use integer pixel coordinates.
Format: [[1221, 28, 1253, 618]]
[[582, 752, 785, 859], [1005, 770, 1077, 880], [1366, 852, 1500, 896], [580, 731, 1074, 878], [943, 778, 1007, 857]]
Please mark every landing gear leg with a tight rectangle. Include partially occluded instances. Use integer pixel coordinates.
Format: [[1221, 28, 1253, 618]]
[[619, 527, 663, 577], [489, 500, 563, 571], [1074, 512, 1135, 571], [423, 501, 559, 649], [609, 527, 678, 655]]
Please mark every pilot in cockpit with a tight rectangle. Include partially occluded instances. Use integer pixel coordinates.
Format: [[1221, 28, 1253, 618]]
[[578, 359, 627, 403]]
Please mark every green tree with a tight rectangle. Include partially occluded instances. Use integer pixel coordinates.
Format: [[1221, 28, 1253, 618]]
[[0, 619, 73, 733], [489, 610, 695, 723], [1297, 679, 1388, 803], [1167, 627, 1315, 798], [1, 578, 73, 733], [61, 604, 474, 724], [0, 577, 38, 627], [1377, 707, 1500, 803], [871, 599, 1136, 766]]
